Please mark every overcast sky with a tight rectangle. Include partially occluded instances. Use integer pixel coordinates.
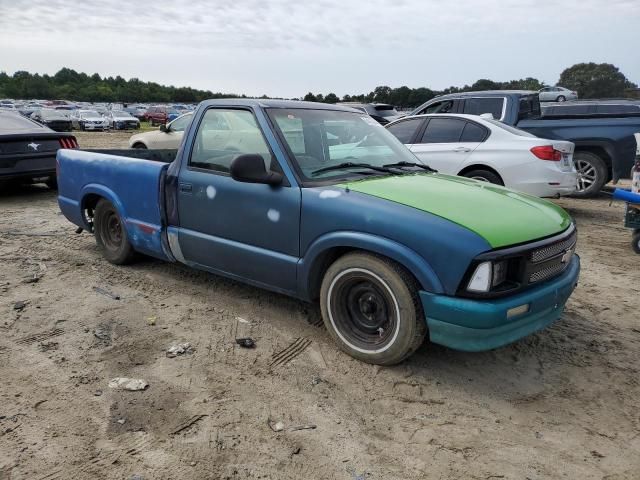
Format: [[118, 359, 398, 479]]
[[1, 0, 638, 97]]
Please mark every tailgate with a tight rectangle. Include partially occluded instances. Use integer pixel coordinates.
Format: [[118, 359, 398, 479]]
[[57, 149, 171, 259]]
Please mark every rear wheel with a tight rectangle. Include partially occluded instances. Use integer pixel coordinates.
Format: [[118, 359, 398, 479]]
[[132, 143, 147, 149], [94, 199, 136, 265], [320, 252, 426, 365], [573, 151, 608, 197], [462, 169, 503, 185], [557, 95, 566, 102]]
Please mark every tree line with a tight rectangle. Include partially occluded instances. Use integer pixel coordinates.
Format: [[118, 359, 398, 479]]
[[0, 63, 636, 107]]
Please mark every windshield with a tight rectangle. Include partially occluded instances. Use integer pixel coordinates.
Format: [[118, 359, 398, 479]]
[[267, 108, 420, 183], [112, 111, 133, 117], [81, 111, 101, 117]]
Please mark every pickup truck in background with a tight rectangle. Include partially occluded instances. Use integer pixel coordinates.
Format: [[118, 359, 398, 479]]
[[56, 99, 580, 365], [410, 91, 640, 197]]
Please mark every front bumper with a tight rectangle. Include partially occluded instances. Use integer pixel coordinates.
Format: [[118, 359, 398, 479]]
[[420, 255, 580, 351]]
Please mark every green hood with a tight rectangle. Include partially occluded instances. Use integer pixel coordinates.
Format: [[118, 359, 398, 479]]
[[340, 173, 572, 248]]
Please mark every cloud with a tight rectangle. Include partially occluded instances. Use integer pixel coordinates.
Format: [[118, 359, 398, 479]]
[[0, 0, 638, 96]]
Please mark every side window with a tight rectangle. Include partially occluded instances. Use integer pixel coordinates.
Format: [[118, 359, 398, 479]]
[[460, 122, 487, 142], [386, 118, 423, 144], [420, 118, 466, 143], [189, 109, 272, 174], [169, 114, 192, 132], [422, 100, 454, 115], [463, 97, 505, 119]]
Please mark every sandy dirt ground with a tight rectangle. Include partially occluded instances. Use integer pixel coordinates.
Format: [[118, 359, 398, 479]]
[[1, 132, 639, 479]]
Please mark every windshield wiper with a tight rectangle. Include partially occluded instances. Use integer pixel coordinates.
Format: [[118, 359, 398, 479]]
[[383, 161, 437, 173], [311, 162, 397, 177]]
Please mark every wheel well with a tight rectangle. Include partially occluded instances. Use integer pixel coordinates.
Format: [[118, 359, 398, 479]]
[[307, 247, 423, 301], [81, 193, 104, 231], [132, 142, 147, 149], [457, 165, 504, 184], [574, 147, 612, 182]]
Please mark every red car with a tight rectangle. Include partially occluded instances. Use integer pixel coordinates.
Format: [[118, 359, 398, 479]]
[[145, 106, 180, 126]]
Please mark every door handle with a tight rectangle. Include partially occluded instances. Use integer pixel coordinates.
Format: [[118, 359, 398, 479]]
[[179, 183, 193, 193], [454, 147, 471, 153]]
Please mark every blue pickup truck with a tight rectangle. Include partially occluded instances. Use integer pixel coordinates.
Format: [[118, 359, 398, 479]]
[[411, 91, 640, 197], [57, 99, 580, 365]]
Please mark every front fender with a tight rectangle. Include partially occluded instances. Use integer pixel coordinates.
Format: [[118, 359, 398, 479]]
[[297, 230, 444, 301]]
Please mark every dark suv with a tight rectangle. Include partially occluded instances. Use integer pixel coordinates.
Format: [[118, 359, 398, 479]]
[[337, 103, 404, 125]]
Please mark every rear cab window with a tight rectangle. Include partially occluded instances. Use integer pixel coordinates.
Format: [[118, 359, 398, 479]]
[[462, 97, 505, 120]]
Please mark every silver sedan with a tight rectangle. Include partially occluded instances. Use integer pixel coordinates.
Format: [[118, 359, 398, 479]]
[[538, 86, 578, 102]]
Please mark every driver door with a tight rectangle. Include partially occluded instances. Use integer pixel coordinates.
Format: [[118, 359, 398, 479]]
[[176, 108, 301, 293]]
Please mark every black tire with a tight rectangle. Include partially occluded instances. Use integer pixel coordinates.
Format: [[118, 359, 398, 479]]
[[572, 151, 608, 198], [461, 169, 503, 185], [632, 232, 640, 255], [94, 199, 136, 265], [557, 95, 566, 102], [320, 252, 427, 365], [132, 143, 147, 149], [45, 177, 58, 190]]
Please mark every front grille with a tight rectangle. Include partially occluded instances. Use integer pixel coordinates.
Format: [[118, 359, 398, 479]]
[[529, 261, 569, 283], [530, 229, 577, 263], [527, 227, 576, 284]]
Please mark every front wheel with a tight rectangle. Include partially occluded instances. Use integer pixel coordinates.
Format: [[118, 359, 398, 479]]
[[94, 199, 136, 265], [320, 252, 426, 365]]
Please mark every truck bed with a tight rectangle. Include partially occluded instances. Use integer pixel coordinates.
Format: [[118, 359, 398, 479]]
[[56, 149, 175, 260]]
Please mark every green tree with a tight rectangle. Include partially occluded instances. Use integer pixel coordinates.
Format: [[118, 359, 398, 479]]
[[323, 92, 339, 103], [558, 63, 636, 98], [303, 92, 317, 102]]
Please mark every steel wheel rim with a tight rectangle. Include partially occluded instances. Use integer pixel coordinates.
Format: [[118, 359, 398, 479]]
[[575, 159, 596, 192], [103, 211, 123, 250], [326, 268, 401, 354]]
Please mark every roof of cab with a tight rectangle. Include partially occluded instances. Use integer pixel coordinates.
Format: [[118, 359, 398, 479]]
[[436, 90, 537, 99], [199, 98, 361, 112]]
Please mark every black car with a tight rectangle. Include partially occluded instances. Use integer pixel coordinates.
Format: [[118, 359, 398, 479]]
[[31, 108, 73, 132], [0, 111, 77, 188], [336, 102, 404, 125]]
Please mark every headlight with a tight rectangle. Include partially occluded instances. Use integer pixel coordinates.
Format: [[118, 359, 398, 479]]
[[467, 260, 508, 293]]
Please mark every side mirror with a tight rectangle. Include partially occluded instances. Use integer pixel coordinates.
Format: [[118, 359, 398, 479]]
[[230, 154, 283, 186], [159, 123, 168, 132]]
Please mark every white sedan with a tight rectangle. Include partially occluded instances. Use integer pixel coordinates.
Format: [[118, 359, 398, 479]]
[[385, 113, 577, 198]]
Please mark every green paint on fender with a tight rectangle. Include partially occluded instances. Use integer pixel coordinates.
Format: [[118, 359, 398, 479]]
[[341, 173, 572, 248]]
